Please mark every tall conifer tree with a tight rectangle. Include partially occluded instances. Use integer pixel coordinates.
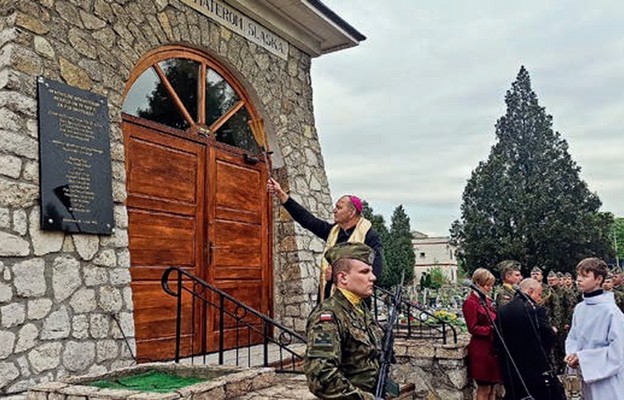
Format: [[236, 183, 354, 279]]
[[383, 205, 415, 287], [452, 66, 614, 274]]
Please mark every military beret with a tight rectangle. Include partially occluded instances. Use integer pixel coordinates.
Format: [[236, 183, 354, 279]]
[[531, 266, 542, 274], [547, 271, 557, 278], [564, 272, 572, 278], [556, 272, 564, 278], [324, 242, 375, 266], [496, 260, 521, 274]]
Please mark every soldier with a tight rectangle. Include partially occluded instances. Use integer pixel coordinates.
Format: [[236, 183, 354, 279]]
[[304, 242, 383, 399], [556, 271, 565, 287], [494, 260, 522, 308], [563, 272, 574, 290], [543, 271, 563, 372], [603, 273, 614, 291], [609, 268, 624, 313], [531, 266, 549, 305]]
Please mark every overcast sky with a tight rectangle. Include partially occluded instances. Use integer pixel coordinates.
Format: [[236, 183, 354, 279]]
[[311, 0, 624, 237]]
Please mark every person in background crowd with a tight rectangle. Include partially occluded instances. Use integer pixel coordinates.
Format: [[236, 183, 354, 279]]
[[496, 278, 565, 400], [565, 257, 624, 399], [531, 266, 548, 305], [603, 273, 614, 290], [463, 268, 502, 400], [267, 178, 383, 304], [303, 242, 382, 399], [554, 271, 576, 373], [556, 272, 564, 287], [563, 272, 574, 290], [608, 268, 624, 313], [546, 271, 559, 289], [543, 271, 562, 371], [495, 260, 522, 308]]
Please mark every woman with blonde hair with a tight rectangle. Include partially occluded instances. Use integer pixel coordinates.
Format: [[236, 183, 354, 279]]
[[462, 268, 502, 400]]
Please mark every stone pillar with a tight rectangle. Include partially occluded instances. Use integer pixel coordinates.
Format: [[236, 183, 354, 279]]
[[392, 338, 474, 400]]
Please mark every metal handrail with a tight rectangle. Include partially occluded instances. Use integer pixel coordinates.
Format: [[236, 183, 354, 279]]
[[161, 266, 306, 372], [373, 286, 458, 344]]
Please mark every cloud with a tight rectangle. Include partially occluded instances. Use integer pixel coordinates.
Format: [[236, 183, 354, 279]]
[[313, 0, 624, 235]]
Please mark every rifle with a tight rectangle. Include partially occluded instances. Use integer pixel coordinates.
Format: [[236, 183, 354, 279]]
[[374, 271, 404, 399]]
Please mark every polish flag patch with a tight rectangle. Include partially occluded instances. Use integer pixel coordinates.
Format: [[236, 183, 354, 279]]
[[319, 313, 333, 322]]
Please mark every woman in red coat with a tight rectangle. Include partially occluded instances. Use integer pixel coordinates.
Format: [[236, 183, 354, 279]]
[[462, 268, 502, 400]]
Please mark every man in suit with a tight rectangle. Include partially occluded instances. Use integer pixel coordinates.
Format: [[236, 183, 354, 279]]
[[495, 278, 565, 400]]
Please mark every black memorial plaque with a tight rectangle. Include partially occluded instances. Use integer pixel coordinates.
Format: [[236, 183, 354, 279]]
[[38, 77, 114, 235]]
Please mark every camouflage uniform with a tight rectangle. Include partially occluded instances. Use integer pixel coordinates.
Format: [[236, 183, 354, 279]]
[[494, 284, 515, 309], [304, 288, 383, 400], [613, 285, 624, 313]]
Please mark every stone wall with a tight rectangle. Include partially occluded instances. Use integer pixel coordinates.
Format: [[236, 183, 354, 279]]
[[393, 339, 474, 400], [0, 0, 332, 394]]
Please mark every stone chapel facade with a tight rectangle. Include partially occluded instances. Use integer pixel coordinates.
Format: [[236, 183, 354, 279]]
[[0, 0, 364, 394]]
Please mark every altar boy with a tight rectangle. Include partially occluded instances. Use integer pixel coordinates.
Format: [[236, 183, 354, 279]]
[[564, 257, 624, 399]]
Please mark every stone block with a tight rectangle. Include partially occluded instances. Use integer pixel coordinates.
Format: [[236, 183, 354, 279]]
[[14, 11, 50, 34], [0, 281, 12, 303], [89, 314, 109, 339], [52, 256, 82, 302], [0, 153, 22, 178], [0, 207, 10, 228], [62, 341, 95, 372], [13, 258, 46, 297], [28, 298, 53, 320], [28, 342, 62, 373], [0, 230, 30, 256], [30, 207, 65, 256], [34, 35, 55, 59], [70, 289, 96, 314], [13, 208, 27, 235], [15, 323, 38, 352], [109, 269, 131, 286], [435, 344, 467, 359], [96, 340, 118, 362], [93, 249, 116, 267], [0, 43, 43, 75], [72, 315, 89, 339], [41, 306, 70, 340], [406, 343, 436, 358], [73, 234, 99, 261], [84, 266, 109, 286], [0, 361, 19, 390], [1, 302, 26, 328], [98, 286, 122, 313], [0, 330, 16, 359], [59, 57, 92, 90]]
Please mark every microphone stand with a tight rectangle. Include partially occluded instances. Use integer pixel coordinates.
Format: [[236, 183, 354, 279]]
[[474, 290, 535, 400]]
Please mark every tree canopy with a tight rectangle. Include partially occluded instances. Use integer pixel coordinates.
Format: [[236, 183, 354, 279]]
[[451, 66, 614, 276], [614, 217, 624, 265], [362, 202, 415, 288]]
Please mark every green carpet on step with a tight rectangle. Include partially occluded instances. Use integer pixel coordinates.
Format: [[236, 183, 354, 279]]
[[90, 370, 206, 393]]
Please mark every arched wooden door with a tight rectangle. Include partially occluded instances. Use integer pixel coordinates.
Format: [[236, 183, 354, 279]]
[[122, 47, 272, 361]]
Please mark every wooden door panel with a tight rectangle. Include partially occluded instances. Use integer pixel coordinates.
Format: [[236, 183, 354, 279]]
[[127, 131, 200, 209], [124, 115, 272, 361], [205, 147, 270, 351], [124, 118, 206, 361], [132, 281, 197, 362], [128, 210, 196, 270]]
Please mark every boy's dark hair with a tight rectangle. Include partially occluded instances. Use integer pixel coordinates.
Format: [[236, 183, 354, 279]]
[[576, 257, 608, 283]]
